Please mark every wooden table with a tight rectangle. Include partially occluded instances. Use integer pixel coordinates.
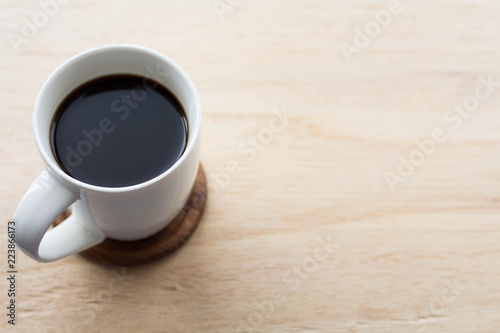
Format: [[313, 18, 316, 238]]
[[2, 1, 500, 332]]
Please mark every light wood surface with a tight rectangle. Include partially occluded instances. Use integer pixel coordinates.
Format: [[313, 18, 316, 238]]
[[2, 1, 500, 332]]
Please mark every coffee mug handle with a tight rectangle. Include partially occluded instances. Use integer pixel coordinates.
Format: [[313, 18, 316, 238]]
[[13, 169, 106, 262]]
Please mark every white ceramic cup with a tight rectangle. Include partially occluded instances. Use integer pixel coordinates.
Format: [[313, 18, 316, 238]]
[[13, 44, 202, 263]]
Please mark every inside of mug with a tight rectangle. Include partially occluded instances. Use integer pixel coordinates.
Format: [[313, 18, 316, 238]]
[[34, 45, 200, 183]]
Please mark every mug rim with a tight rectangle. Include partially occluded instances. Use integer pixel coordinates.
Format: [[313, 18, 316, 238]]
[[33, 44, 201, 193]]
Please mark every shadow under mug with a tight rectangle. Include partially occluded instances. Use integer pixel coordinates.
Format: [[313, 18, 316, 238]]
[[13, 44, 202, 263]]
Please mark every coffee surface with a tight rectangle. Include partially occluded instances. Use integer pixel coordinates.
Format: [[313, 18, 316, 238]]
[[51, 74, 188, 187]]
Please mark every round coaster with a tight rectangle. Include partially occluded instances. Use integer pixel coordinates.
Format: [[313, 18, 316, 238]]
[[53, 163, 207, 266]]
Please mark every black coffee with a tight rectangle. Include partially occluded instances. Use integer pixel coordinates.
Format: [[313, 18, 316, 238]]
[[50, 74, 188, 187]]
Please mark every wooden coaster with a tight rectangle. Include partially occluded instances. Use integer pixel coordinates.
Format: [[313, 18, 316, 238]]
[[53, 163, 207, 266]]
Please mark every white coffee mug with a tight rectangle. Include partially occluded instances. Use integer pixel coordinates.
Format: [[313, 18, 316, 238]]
[[13, 44, 201, 262]]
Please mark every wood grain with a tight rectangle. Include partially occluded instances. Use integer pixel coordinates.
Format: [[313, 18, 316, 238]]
[[1, 0, 500, 332]]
